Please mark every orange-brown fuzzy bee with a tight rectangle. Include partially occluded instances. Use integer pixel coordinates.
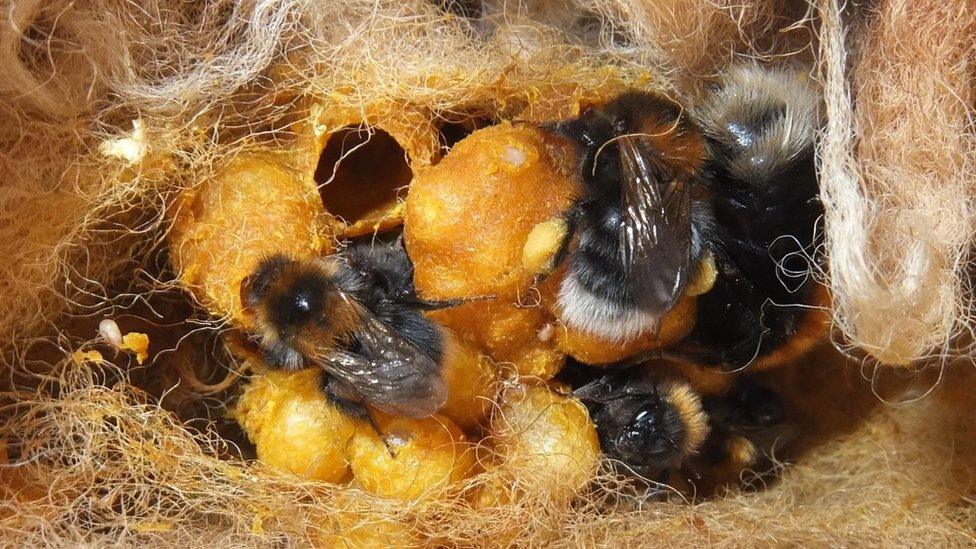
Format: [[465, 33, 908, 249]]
[[242, 238, 454, 419], [561, 361, 709, 483], [542, 65, 826, 371], [562, 362, 795, 496]]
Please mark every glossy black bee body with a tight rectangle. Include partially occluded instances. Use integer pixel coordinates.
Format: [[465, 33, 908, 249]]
[[561, 362, 709, 482], [543, 65, 825, 371], [242, 237, 449, 419], [678, 66, 826, 371]]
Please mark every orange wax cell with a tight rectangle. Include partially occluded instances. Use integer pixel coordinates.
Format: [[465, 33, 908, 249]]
[[347, 411, 477, 501], [169, 152, 335, 325], [430, 301, 565, 380], [438, 333, 498, 431], [404, 122, 578, 300], [478, 385, 600, 505], [235, 369, 359, 483]]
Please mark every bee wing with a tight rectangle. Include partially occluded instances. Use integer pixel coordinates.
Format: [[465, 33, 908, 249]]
[[617, 136, 692, 317], [313, 306, 448, 419], [572, 376, 620, 403], [573, 371, 654, 403]]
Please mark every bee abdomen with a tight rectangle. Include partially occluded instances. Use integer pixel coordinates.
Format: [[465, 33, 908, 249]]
[[558, 202, 664, 342], [696, 65, 818, 188], [571, 228, 631, 306]]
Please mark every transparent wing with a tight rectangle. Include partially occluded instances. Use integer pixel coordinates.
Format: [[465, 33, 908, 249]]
[[617, 135, 692, 317], [312, 300, 447, 418]]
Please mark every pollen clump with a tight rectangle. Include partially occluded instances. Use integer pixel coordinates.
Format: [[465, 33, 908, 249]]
[[522, 217, 569, 276], [235, 369, 360, 483], [120, 332, 151, 365], [347, 411, 478, 501]]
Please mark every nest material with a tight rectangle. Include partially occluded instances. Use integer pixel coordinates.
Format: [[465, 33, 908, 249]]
[[1, 0, 975, 545]]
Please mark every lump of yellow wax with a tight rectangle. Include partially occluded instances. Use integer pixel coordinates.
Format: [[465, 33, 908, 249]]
[[430, 301, 565, 380], [405, 122, 578, 301], [473, 384, 600, 507], [235, 369, 360, 483], [347, 411, 478, 501], [439, 333, 498, 432], [120, 332, 150, 365]]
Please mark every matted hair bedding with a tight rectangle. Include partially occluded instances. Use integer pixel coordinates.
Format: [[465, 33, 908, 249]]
[[1, 0, 975, 545]]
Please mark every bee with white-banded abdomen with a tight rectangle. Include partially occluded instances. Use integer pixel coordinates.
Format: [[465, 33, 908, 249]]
[[541, 65, 826, 371]]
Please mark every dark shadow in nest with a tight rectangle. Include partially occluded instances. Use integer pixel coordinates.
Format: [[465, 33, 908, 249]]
[[687, 344, 885, 499], [316, 125, 412, 229], [683, 342, 969, 500], [435, 113, 495, 157]]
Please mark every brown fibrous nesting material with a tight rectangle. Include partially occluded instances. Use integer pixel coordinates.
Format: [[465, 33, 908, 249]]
[[1, 0, 975, 545], [818, 0, 976, 366]]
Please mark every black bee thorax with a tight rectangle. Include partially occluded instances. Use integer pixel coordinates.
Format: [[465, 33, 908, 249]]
[[337, 244, 445, 363]]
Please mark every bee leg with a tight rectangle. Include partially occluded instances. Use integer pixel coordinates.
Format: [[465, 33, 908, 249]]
[[411, 295, 497, 311], [628, 466, 672, 501], [320, 376, 399, 456], [320, 375, 369, 419], [645, 469, 674, 501]]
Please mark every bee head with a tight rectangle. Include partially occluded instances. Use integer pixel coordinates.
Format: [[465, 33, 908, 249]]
[[543, 106, 618, 154], [612, 397, 688, 467], [242, 254, 341, 369]]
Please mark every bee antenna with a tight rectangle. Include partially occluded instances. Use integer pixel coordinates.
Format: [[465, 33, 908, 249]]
[[412, 295, 497, 311], [361, 409, 397, 457]]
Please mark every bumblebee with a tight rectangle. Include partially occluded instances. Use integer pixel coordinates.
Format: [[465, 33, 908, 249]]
[[542, 65, 825, 371], [544, 91, 712, 343], [241, 237, 451, 418], [560, 362, 709, 483], [562, 362, 794, 496]]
